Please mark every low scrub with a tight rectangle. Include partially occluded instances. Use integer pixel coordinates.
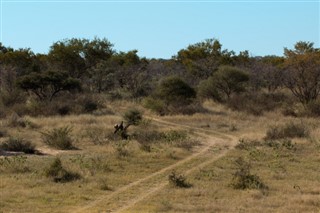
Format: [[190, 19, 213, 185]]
[[7, 113, 27, 128], [306, 100, 320, 117], [265, 139, 296, 150], [0, 156, 30, 173], [231, 157, 268, 190], [69, 155, 111, 176], [0, 137, 36, 154], [0, 130, 7, 138], [265, 122, 309, 140], [227, 92, 289, 116], [123, 108, 143, 125], [236, 138, 262, 150], [41, 126, 75, 150], [168, 171, 191, 188], [134, 129, 198, 151], [45, 158, 81, 183]]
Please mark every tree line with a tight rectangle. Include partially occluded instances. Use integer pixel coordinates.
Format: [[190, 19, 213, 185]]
[[0, 37, 319, 116]]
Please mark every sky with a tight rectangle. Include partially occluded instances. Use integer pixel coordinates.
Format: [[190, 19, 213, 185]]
[[0, 0, 319, 59]]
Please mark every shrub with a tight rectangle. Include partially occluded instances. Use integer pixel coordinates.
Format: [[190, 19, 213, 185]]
[[70, 155, 111, 176], [157, 76, 196, 107], [227, 92, 289, 116], [57, 105, 71, 116], [235, 138, 262, 150], [231, 157, 268, 190], [265, 139, 296, 150], [0, 130, 7, 138], [0, 156, 30, 173], [0, 137, 36, 154], [143, 97, 166, 115], [41, 126, 75, 150], [161, 130, 188, 143], [168, 171, 191, 188], [265, 122, 309, 140], [98, 179, 112, 191], [123, 108, 143, 125], [45, 158, 81, 183], [114, 142, 130, 158], [7, 112, 27, 128], [307, 99, 320, 116], [83, 100, 98, 113]]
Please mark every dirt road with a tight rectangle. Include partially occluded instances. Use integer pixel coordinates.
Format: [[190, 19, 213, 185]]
[[73, 117, 238, 213]]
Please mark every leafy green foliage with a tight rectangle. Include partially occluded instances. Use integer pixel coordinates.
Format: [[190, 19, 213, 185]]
[[283, 41, 320, 105], [69, 155, 111, 175], [0, 156, 30, 173], [143, 97, 166, 115], [265, 122, 309, 140], [198, 65, 249, 101], [17, 70, 81, 101], [231, 157, 268, 190], [48, 37, 114, 78], [0, 137, 36, 154], [123, 108, 143, 125], [41, 126, 75, 150], [168, 171, 191, 188], [45, 158, 81, 183], [212, 66, 249, 99], [157, 76, 196, 107]]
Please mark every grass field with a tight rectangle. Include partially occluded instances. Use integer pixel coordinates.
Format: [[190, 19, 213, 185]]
[[0, 101, 319, 212]]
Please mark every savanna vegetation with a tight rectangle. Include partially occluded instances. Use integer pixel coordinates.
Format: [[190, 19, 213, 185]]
[[0, 38, 319, 212]]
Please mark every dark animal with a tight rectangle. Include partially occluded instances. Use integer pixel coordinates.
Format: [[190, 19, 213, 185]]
[[114, 121, 124, 134]]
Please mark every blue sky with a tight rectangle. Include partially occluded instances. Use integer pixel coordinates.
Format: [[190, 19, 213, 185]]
[[0, 0, 319, 59]]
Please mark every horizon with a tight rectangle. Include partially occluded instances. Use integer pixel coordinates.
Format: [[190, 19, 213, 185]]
[[0, 0, 319, 59]]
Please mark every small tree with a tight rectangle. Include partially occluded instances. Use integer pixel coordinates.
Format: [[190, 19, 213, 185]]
[[17, 70, 81, 101], [283, 41, 320, 105], [211, 66, 249, 100], [157, 76, 196, 107]]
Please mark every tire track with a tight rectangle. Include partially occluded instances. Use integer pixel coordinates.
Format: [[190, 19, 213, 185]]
[[73, 117, 238, 213]]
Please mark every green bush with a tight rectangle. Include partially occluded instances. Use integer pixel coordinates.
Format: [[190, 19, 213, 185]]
[[57, 105, 71, 116], [41, 126, 75, 150], [69, 155, 111, 176], [123, 108, 143, 125], [45, 158, 81, 183], [168, 171, 191, 188], [114, 142, 130, 158], [265, 122, 309, 140], [0, 130, 7, 138], [265, 139, 296, 150], [83, 100, 98, 113], [7, 113, 27, 128], [161, 130, 188, 143], [157, 76, 196, 107], [231, 157, 268, 190], [227, 92, 288, 116], [0, 156, 30, 173], [307, 99, 320, 117], [235, 138, 262, 150], [143, 97, 166, 115], [0, 137, 36, 154]]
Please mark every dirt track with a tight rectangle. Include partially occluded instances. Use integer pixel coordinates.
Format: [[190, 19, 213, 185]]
[[73, 117, 238, 213]]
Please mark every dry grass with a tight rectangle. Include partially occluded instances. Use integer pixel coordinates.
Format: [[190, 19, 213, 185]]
[[0, 100, 319, 212]]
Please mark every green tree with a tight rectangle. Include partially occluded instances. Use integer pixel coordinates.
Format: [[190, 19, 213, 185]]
[[0, 47, 36, 75], [208, 66, 249, 100], [175, 38, 235, 82], [283, 41, 320, 105], [17, 70, 81, 101], [48, 37, 114, 78], [157, 76, 196, 106]]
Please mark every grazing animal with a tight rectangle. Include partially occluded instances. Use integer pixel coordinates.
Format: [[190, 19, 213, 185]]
[[114, 121, 124, 134]]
